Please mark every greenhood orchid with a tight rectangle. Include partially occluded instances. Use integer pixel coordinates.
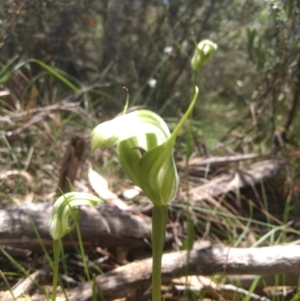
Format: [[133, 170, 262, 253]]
[[48, 192, 103, 301], [91, 87, 199, 206], [191, 39, 218, 72], [49, 192, 103, 240], [91, 87, 199, 301]]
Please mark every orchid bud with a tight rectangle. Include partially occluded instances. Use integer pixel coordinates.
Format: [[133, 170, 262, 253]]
[[91, 87, 199, 206], [191, 39, 217, 71], [49, 192, 103, 240]]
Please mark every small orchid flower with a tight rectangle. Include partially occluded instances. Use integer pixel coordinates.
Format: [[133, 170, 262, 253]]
[[191, 39, 218, 71], [48, 192, 103, 301], [49, 192, 103, 240]]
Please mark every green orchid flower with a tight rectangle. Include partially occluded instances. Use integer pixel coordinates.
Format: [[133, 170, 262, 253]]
[[48, 192, 103, 301], [49, 192, 103, 240], [92, 87, 199, 206], [92, 87, 199, 301], [191, 39, 218, 71]]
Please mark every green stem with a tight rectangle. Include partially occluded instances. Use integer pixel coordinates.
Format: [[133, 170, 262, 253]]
[[75, 222, 91, 281], [152, 205, 168, 301], [52, 239, 61, 301], [192, 70, 198, 88]]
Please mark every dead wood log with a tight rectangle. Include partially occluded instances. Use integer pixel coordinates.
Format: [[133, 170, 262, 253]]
[[2, 266, 52, 301], [0, 160, 284, 251], [55, 242, 300, 301], [141, 160, 284, 215], [173, 277, 272, 301], [0, 203, 152, 251], [226, 273, 300, 291], [188, 160, 285, 204], [4, 242, 300, 300], [178, 153, 260, 169]]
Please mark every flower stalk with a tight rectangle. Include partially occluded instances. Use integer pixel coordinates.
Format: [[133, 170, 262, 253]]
[[151, 205, 168, 301], [48, 192, 103, 300], [91, 87, 199, 301]]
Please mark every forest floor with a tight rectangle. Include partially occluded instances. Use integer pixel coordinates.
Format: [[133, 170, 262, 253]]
[[1, 99, 300, 301]]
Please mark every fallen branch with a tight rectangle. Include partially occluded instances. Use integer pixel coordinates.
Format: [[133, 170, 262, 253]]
[[0, 203, 152, 251], [173, 276, 271, 301], [57, 242, 300, 301], [2, 266, 51, 301], [4, 242, 300, 300], [178, 153, 260, 169], [188, 160, 285, 203], [0, 160, 284, 250], [226, 273, 300, 291]]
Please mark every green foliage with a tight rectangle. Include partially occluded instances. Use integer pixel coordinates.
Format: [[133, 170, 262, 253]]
[[3, 0, 299, 150], [242, 0, 300, 147], [0, 59, 79, 91]]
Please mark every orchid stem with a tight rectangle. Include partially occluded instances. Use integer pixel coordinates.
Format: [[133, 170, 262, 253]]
[[52, 239, 61, 301], [152, 205, 168, 301]]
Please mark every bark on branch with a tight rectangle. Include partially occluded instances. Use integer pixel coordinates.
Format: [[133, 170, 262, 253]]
[[0, 203, 152, 251], [4, 243, 300, 301], [188, 159, 284, 204], [59, 243, 300, 301], [0, 160, 284, 251]]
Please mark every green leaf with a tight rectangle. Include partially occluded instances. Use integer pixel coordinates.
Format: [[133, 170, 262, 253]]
[[0, 59, 79, 91]]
